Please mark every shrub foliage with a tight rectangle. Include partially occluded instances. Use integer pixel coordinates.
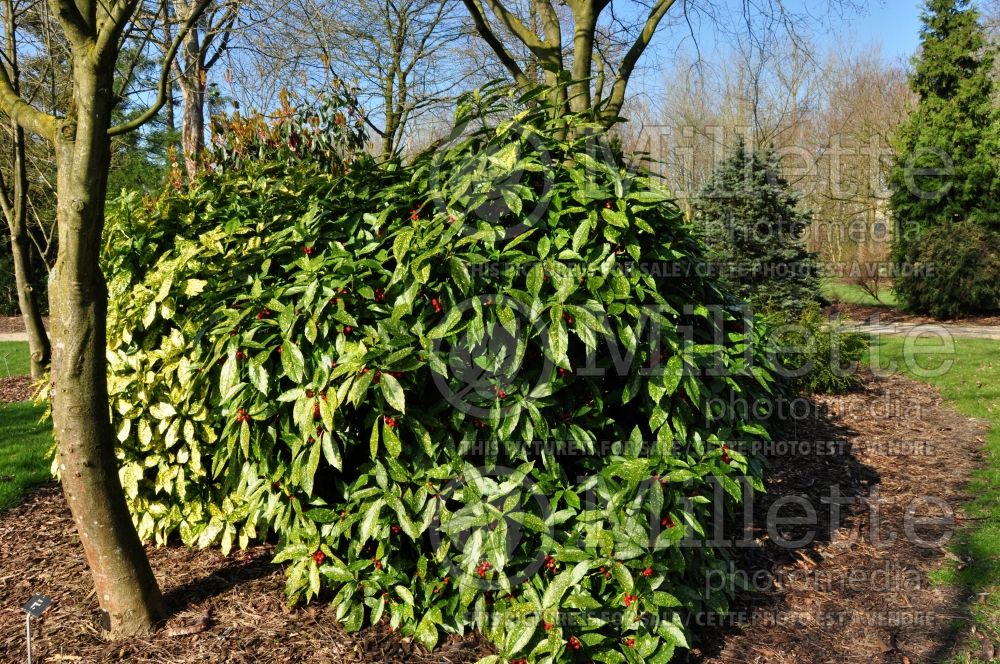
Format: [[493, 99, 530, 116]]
[[765, 304, 865, 394], [105, 90, 780, 663], [893, 222, 1000, 318]]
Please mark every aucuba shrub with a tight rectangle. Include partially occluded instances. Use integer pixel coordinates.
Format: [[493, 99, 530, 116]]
[[105, 87, 781, 663]]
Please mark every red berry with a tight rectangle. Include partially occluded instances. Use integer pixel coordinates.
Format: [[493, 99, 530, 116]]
[[627, 638, 635, 648], [343, 326, 352, 334], [543, 621, 553, 631], [567, 635, 581, 651], [303, 246, 314, 256], [384, 416, 397, 428], [642, 567, 653, 577], [312, 550, 326, 565], [624, 593, 637, 607]]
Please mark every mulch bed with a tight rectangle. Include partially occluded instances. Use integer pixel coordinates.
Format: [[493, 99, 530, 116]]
[[0, 371, 992, 663], [0, 375, 34, 403], [0, 316, 41, 335], [0, 487, 492, 663], [691, 371, 991, 663], [827, 303, 1000, 327]]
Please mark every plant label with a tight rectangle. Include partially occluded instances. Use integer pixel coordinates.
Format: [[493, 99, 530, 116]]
[[22, 595, 52, 618]]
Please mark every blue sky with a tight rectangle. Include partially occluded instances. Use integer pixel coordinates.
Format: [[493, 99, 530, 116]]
[[626, 0, 931, 102], [837, 0, 924, 64]]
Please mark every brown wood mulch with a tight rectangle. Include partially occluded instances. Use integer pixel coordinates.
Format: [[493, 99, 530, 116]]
[[0, 371, 991, 663], [0, 487, 492, 663], [691, 371, 990, 664], [0, 375, 34, 403], [0, 316, 38, 335], [827, 303, 1000, 327]]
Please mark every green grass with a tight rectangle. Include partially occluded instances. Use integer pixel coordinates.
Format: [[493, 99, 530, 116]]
[[0, 341, 52, 511], [0, 340, 31, 377], [866, 335, 1000, 645], [0, 401, 52, 511], [822, 278, 898, 307]]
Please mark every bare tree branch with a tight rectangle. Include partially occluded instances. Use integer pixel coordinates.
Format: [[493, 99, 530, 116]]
[[108, 0, 213, 135]]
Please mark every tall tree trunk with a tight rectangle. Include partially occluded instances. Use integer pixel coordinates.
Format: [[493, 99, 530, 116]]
[[2, 0, 49, 378], [178, 73, 205, 179], [8, 185, 50, 378], [50, 52, 166, 638]]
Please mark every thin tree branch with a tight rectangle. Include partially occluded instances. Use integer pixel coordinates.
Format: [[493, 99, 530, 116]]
[[461, 0, 532, 91], [0, 65, 57, 138], [108, 0, 213, 135], [603, 0, 676, 120]]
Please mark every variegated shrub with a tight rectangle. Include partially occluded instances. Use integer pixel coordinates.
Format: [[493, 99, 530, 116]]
[[104, 88, 781, 663]]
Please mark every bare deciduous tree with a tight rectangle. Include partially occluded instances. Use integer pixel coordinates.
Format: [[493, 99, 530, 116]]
[[0, 0, 49, 378]]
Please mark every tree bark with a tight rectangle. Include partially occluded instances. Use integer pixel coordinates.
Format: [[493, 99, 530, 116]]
[[50, 52, 166, 638], [178, 70, 205, 179], [8, 192, 50, 379]]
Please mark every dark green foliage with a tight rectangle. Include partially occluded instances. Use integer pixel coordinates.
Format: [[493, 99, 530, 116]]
[[766, 304, 865, 394], [104, 88, 781, 663], [888, 0, 1000, 273], [894, 223, 1000, 318], [695, 142, 820, 315]]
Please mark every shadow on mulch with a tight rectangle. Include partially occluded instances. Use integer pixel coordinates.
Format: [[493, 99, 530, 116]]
[[688, 371, 987, 664], [0, 371, 989, 663]]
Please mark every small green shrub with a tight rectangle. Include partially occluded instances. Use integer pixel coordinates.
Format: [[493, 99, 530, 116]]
[[894, 222, 1000, 318], [105, 88, 780, 663], [766, 303, 865, 394]]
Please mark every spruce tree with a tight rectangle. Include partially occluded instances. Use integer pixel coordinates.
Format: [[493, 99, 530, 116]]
[[695, 141, 820, 315], [889, 0, 1000, 258]]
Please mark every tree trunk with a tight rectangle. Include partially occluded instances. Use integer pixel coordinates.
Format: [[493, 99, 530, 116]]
[[178, 69, 205, 179], [50, 53, 166, 638], [8, 205, 49, 379], [2, 0, 49, 378]]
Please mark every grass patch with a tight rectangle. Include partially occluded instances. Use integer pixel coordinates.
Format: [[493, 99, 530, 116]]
[[0, 401, 52, 511], [0, 340, 30, 378], [0, 340, 51, 511], [866, 335, 1000, 642], [823, 278, 897, 307]]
